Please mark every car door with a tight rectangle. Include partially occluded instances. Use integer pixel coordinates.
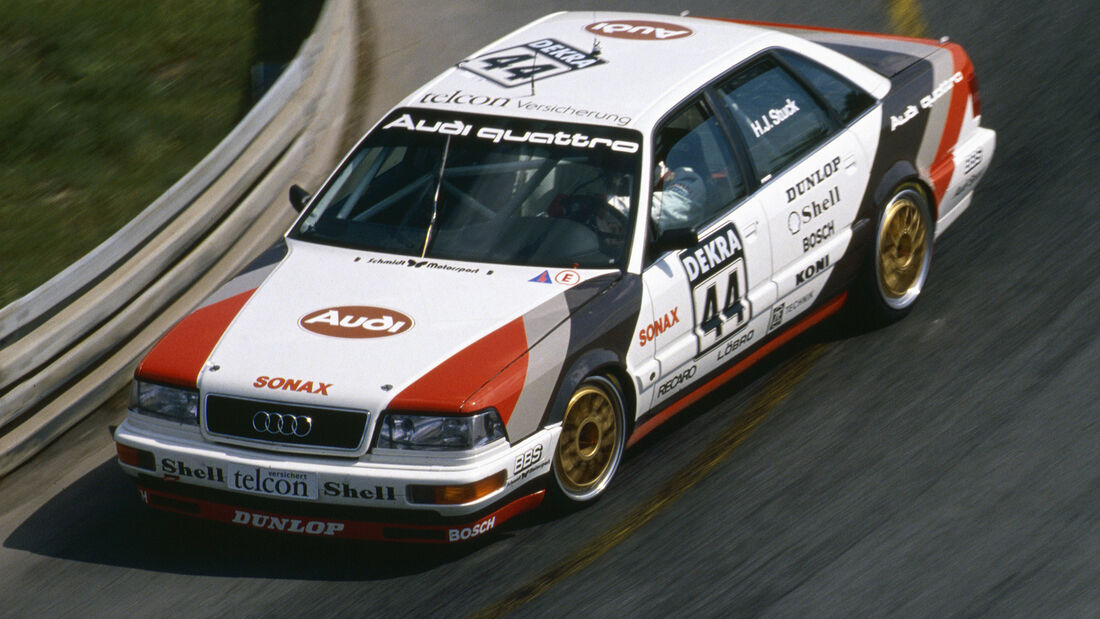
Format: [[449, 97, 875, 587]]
[[712, 52, 873, 329], [638, 96, 775, 411]]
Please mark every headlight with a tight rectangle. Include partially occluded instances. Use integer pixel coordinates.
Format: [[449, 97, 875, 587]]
[[130, 380, 199, 424], [376, 409, 506, 450]]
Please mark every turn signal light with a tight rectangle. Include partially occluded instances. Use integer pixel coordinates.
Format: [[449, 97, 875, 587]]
[[116, 443, 156, 471], [407, 471, 507, 505], [117, 443, 139, 466]]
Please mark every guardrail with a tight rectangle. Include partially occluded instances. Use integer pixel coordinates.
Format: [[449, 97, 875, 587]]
[[0, 0, 359, 477]]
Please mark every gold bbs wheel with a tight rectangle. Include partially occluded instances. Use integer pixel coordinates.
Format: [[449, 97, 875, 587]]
[[875, 187, 933, 311], [552, 376, 626, 502]]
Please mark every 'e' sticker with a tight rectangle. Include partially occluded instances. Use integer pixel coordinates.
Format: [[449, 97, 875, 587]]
[[555, 270, 580, 285]]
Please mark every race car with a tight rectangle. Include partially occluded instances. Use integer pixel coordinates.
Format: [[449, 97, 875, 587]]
[[115, 11, 994, 542]]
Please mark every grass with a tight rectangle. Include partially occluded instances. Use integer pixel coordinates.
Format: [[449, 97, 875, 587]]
[[0, 0, 254, 307]]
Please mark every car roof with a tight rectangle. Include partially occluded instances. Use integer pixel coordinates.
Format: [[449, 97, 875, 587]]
[[397, 11, 782, 131]]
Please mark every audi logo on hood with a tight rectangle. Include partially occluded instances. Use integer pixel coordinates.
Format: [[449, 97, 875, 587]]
[[299, 306, 414, 339]]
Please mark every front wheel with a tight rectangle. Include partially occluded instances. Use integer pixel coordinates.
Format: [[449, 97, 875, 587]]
[[856, 184, 935, 325], [549, 375, 627, 504]]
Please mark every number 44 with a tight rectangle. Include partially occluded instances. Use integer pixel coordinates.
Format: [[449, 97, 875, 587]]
[[700, 268, 746, 337], [480, 53, 555, 81]]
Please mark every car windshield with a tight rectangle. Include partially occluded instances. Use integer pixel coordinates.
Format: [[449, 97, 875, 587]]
[[292, 109, 642, 269]]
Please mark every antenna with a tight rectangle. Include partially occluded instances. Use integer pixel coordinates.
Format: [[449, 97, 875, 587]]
[[528, 51, 537, 97]]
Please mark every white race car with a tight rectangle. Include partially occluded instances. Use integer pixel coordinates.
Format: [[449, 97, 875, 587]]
[[115, 12, 994, 542]]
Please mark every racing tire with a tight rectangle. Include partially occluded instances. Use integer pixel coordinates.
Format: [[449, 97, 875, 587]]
[[855, 183, 935, 325], [549, 375, 627, 505]]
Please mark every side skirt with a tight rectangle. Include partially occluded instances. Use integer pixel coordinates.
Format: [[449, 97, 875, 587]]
[[628, 293, 847, 447]]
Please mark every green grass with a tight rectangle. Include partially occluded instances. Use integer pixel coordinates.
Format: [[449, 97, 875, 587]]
[[0, 0, 253, 307]]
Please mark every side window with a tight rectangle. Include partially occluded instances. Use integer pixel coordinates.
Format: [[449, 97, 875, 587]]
[[777, 50, 875, 124], [650, 98, 746, 235], [716, 57, 831, 182]]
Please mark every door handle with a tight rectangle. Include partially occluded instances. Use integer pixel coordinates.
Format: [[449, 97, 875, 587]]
[[743, 220, 759, 238]]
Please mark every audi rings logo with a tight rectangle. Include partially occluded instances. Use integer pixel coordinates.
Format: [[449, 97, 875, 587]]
[[252, 411, 313, 438]]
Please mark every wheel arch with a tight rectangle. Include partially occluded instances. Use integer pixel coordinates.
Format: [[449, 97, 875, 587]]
[[873, 160, 937, 220], [543, 348, 635, 437]]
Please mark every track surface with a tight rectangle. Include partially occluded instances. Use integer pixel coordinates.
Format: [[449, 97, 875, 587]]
[[2, 1, 1097, 616]]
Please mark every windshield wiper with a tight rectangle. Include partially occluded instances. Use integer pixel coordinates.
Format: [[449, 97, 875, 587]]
[[420, 135, 451, 257]]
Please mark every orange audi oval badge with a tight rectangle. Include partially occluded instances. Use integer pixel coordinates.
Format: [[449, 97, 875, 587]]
[[585, 20, 694, 41], [299, 306, 414, 338]]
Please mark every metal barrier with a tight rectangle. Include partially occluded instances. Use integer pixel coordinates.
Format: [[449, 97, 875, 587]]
[[0, 0, 358, 476]]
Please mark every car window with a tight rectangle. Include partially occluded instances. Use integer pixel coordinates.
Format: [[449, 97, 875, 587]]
[[777, 50, 876, 124], [650, 98, 746, 235], [715, 57, 831, 182], [294, 109, 642, 269]]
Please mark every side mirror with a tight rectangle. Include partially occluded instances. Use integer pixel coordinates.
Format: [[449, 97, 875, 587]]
[[289, 184, 312, 212], [651, 227, 698, 254]]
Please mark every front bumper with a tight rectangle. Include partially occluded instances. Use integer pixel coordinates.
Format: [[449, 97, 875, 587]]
[[133, 477, 544, 542], [114, 414, 557, 542]]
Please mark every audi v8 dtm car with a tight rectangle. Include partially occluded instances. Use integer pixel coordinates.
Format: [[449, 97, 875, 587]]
[[115, 12, 994, 543]]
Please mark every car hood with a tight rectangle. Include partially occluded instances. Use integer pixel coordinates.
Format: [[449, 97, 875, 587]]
[[197, 240, 617, 416]]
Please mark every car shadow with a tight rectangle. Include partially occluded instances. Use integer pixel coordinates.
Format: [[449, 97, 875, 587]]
[[2, 457, 536, 581]]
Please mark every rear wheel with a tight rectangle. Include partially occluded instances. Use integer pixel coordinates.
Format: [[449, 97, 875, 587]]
[[856, 184, 934, 325], [550, 375, 626, 504]]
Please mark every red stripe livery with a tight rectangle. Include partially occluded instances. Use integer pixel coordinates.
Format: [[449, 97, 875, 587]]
[[389, 318, 529, 422], [135, 290, 255, 387]]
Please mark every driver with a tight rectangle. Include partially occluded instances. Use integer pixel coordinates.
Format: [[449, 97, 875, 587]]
[[650, 130, 706, 236], [650, 160, 705, 235]]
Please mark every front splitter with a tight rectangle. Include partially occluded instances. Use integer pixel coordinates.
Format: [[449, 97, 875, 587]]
[[136, 483, 545, 543]]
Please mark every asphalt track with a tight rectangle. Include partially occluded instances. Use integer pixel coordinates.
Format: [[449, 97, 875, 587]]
[[2, 1, 1098, 616]]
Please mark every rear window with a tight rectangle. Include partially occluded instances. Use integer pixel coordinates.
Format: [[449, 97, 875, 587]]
[[777, 50, 876, 124]]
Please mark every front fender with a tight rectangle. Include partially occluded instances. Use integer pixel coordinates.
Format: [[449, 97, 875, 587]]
[[543, 348, 622, 428]]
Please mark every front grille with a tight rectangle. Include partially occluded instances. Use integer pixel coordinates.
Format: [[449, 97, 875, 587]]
[[204, 394, 368, 453]]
